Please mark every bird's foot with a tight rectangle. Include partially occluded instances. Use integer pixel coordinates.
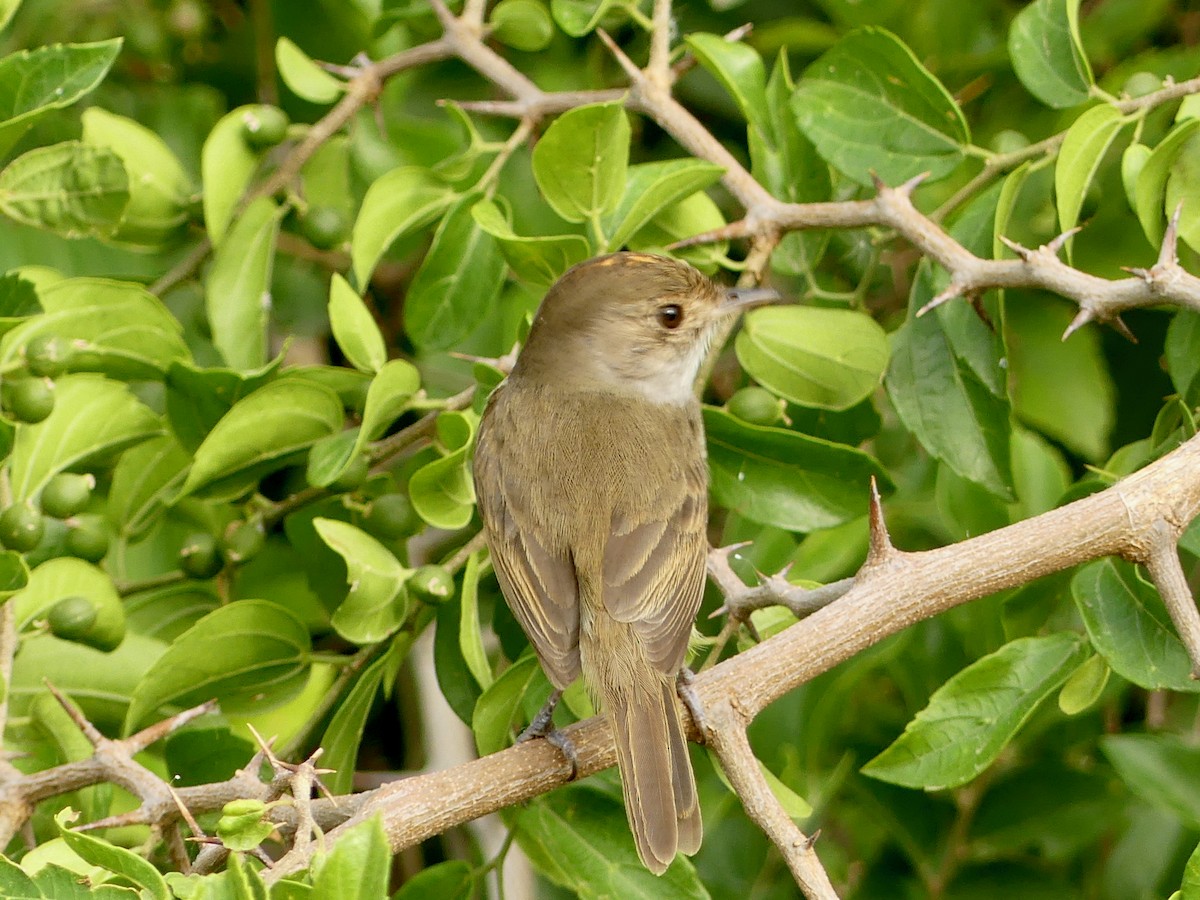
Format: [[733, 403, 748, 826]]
[[517, 688, 578, 779]]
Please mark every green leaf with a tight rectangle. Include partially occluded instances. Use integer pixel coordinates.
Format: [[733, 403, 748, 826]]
[[13, 557, 124, 651], [629, 190, 728, 273], [1182, 839, 1200, 900], [80, 107, 192, 247], [164, 356, 282, 453], [0, 273, 40, 337], [313, 518, 411, 644], [56, 810, 168, 900], [311, 816, 388, 900], [1166, 311, 1200, 405], [532, 102, 629, 227], [1055, 104, 1128, 239], [736, 306, 888, 411], [0, 40, 123, 158], [1134, 118, 1200, 249], [754, 51, 830, 277], [549, 0, 621, 37], [0, 277, 190, 380], [863, 633, 1087, 789], [356, 359, 420, 451], [125, 599, 311, 732], [490, 0, 554, 52], [602, 159, 725, 253], [201, 104, 263, 246], [8, 374, 161, 502], [1057, 652, 1110, 715], [180, 377, 343, 500], [321, 645, 397, 794], [516, 785, 709, 896], [393, 861, 473, 900], [886, 183, 1013, 497], [1166, 131, 1200, 255], [1121, 142, 1151, 213], [0, 142, 128, 238], [206, 196, 283, 370], [705, 406, 889, 532], [106, 435, 191, 540], [409, 410, 476, 530], [1007, 297, 1114, 461], [405, 193, 506, 349], [0, 855, 38, 898], [684, 33, 768, 134], [473, 653, 538, 755], [0, 0, 21, 35], [1073, 558, 1200, 693], [350, 166, 454, 287], [470, 199, 590, 285], [328, 273, 386, 373], [275, 37, 343, 104], [792, 28, 969, 186], [459, 549, 493, 691], [1102, 734, 1200, 829], [1008, 0, 1093, 108], [0, 551, 27, 600], [306, 428, 359, 488]]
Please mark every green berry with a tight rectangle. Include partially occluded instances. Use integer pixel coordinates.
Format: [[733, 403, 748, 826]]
[[180, 531, 222, 578], [40, 473, 95, 519], [329, 454, 370, 492], [24, 334, 71, 378], [222, 519, 265, 564], [65, 515, 109, 563], [365, 493, 421, 540], [299, 206, 350, 250], [727, 386, 784, 427], [1122, 71, 1162, 99], [989, 129, 1031, 156], [3, 377, 55, 424], [0, 503, 44, 551], [241, 105, 289, 149], [409, 564, 455, 604], [46, 596, 97, 642]]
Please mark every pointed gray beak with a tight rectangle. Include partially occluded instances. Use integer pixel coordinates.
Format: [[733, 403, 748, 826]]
[[722, 285, 783, 314]]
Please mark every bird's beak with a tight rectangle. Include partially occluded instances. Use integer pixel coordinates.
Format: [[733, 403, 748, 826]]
[[722, 285, 783, 315]]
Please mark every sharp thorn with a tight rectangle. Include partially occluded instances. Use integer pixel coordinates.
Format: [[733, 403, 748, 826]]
[[865, 477, 893, 565], [998, 234, 1032, 260], [596, 28, 642, 80], [1062, 308, 1092, 340], [1160, 201, 1183, 268], [898, 171, 931, 195], [1111, 314, 1138, 344], [917, 282, 963, 316], [869, 171, 887, 191], [804, 828, 822, 850], [1123, 265, 1152, 283], [969, 294, 996, 332], [1045, 225, 1084, 255]]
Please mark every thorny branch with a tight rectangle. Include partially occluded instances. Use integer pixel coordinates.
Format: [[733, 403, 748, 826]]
[[13, 0, 1200, 896]]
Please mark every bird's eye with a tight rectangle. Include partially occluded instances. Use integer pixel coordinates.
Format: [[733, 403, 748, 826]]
[[657, 304, 684, 329]]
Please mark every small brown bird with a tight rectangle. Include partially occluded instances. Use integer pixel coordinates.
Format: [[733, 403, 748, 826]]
[[473, 252, 777, 873]]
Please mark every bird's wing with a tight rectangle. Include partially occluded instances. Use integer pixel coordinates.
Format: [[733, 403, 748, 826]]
[[601, 459, 708, 674], [474, 420, 581, 688]]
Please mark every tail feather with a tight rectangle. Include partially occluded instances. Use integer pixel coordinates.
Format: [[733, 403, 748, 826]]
[[606, 676, 702, 874]]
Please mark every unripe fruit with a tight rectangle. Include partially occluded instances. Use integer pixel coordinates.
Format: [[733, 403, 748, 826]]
[[180, 532, 222, 578], [727, 386, 785, 427], [3, 377, 55, 424], [40, 473, 95, 519], [24, 334, 71, 378], [364, 493, 421, 540], [222, 519, 265, 564], [0, 503, 43, 551], [329, 454, 370, 492], [299, 206, 351, 250], [409, 564, 455, 604], [241, 105, 289, 149], [65, 515, 109, 563], [46, 596, 97, 642]]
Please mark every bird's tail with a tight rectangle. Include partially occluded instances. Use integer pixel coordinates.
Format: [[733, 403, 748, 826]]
[[590, 632, 701, 874]]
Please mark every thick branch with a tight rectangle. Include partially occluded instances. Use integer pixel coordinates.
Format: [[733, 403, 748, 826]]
[[269, 428, 1200, 877]]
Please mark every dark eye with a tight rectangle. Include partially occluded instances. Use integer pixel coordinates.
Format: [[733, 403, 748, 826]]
[[657, 304, 684, 329]]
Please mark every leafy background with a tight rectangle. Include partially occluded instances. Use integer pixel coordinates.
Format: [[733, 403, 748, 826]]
[[0, 0, 1194, 898]]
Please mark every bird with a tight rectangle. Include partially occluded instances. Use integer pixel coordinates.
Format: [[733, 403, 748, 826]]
[[473, 251, 778, 873]]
